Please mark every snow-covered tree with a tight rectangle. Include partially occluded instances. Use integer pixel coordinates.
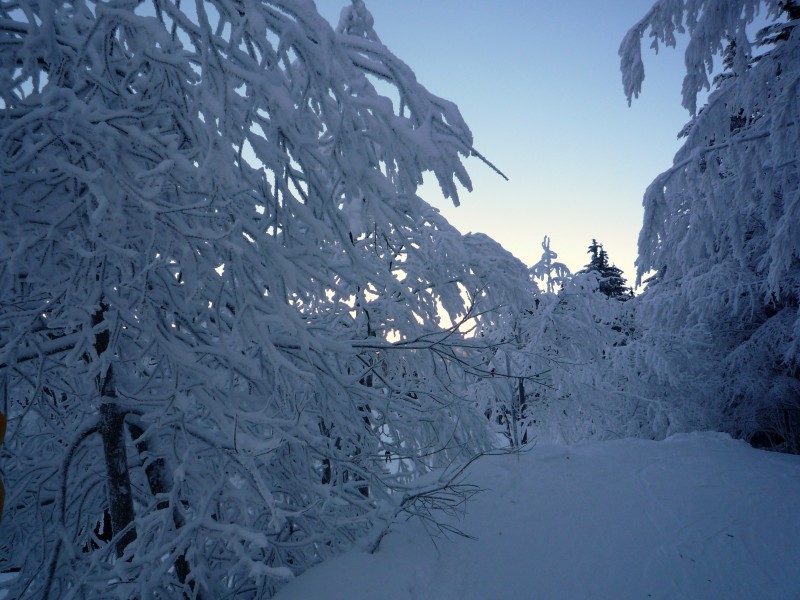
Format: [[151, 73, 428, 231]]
[[577, 239, 631, 300], [459, 236, 541, 448], [620, 0, 800, 451], [522, 270, 644, 443], [0, 1, 498, 597], [530, 236, 570, 294], [473, 238, 645, 446]]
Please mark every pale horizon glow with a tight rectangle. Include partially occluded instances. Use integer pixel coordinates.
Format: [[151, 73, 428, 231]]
[[318, 0, 702, 287]]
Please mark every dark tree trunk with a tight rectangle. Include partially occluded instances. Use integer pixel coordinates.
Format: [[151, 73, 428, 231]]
[[99, 400, 136, 557], [517, 377, 526, 423], [518, 377, 528, 446], [94, 304, 136, 558]]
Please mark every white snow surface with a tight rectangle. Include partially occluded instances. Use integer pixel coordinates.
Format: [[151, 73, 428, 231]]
[[275, 432, 800, 600]]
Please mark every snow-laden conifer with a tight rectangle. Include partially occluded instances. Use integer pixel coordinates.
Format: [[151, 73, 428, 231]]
[[620, 0, 800, 450]]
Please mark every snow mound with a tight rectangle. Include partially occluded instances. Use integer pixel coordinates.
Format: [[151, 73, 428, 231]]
[[275, 432, 800, 600]]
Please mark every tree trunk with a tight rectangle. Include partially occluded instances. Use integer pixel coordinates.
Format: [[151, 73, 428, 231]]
[[99, 400, 136, 557], [517, 377, 528, 446], [94, 304, 136, 558]]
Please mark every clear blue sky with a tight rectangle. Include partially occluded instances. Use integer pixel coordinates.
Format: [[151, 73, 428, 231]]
[[317, 0, 697, 285]]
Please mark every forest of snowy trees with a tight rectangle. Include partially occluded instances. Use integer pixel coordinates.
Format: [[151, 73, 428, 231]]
[[0, 0, 798, 597]]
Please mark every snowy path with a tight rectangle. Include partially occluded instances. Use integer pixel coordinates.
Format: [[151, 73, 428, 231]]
[[275, 433, 800, 600]]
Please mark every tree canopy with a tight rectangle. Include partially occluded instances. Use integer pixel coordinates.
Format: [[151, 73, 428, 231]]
[[620, 0, 800, 451], [0, 1, 502, 596]]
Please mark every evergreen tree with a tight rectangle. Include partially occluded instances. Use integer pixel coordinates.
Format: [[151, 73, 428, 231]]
[[578, 240, 631, 300], [621, 0, 800, 452]]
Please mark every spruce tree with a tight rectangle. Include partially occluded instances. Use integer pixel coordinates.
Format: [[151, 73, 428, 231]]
[[579, 240, 631, 300]]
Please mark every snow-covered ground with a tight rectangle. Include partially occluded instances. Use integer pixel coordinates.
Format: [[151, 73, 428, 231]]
[[275, 432, 800, 600]]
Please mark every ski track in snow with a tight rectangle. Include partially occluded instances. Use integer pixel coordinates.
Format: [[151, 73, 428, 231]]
[[275, 432, 800, 600]]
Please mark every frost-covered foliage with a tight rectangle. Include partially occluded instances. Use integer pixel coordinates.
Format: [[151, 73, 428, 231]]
[[471, 239, 656, 446], [530, 236, 569, 295], [620, 0, 800, 451], [519, 272, 647, 444], [0, 1, 496, 597]]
